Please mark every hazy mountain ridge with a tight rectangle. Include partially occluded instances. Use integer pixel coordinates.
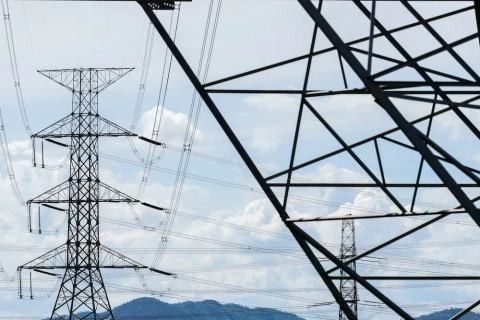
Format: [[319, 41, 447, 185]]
[[46, 297, 306, 319], [416, 308, 480, 320], [45, 299, 480, 319]]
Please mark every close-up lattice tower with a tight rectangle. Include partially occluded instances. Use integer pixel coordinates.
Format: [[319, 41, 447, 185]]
[[17, 68, 168, 319], [137, 0, 480, 319]]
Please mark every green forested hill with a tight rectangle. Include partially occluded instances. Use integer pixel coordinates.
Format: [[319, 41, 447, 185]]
[[111, 297, 305, 320], [416, 308, 480, 320], [48, 297, 306, 320], [46, 299, 480, 319]]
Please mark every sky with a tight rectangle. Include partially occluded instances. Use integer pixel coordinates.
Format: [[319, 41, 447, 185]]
[[1, 0, 480, 319]]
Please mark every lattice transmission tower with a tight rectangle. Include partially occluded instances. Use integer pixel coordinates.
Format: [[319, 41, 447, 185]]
[[17, 68, 170, 319], [339, 219, 358, 320], [135, 1, 480, 319]]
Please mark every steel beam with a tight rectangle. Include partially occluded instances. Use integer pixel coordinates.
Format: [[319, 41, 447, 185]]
[[203, 5, 473, 88], [289, 222, 414, 319], [139, 3, 357, 317], [265, 103, 457, 181], [450, 299, 480, 320], [297, 0, 480, 228], [287, 210, 465, 222], [330, 276, 480, 280]]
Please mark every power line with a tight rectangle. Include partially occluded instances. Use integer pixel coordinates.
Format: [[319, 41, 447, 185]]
[[1, 0, 31, 135], [103, 151, 479, 224], [150, 0, 223, 271], [20, 0, 36, 69], [0, 107, 26, 205], [134, 4, 182, 203]]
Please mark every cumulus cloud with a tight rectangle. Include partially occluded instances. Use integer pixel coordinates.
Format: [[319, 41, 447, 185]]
[[140, 106, 203, 147], [326, 188, 392, 218]]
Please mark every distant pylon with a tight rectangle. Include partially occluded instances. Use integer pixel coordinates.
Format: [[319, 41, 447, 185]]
[[339, 218, 358, 320], [17, 68, 171, 319]]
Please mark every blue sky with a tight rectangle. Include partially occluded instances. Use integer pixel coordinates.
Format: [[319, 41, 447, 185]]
[[1, 0, 480, 319]]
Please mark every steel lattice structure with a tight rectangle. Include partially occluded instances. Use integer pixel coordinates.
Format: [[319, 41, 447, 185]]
[[339, 219, 358, 320], [7, 0, 480, 319], [135, 1, 480, 319], [17, 68, 172, 319]]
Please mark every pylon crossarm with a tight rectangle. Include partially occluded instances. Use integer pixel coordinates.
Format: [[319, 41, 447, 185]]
[[27, 181, 138, 204], [33, 114, 75, 139], [18, 245, 67, 271], [96, 68, 135, 93], [99, 245, 147, 269], [97, 115, 137, 137], [38, 68, 134, 93], [28, 182, 70, 204], [37, 69, 75, 91], [33, 114, 136, 139], [98, 182, 139, 203]]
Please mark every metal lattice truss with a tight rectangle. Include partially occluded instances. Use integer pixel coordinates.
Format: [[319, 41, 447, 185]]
[[18, 245, 148, 271], [28, 181, 138, 204], [38, 68, 134, 93], [33, 114, 137, 139], [140, 1, 480, 319]]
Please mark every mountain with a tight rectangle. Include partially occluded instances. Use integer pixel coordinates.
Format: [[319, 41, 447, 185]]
[[416, 308, 480, 320], [46, 297, 306, 319], [45, 300, 480, 320]]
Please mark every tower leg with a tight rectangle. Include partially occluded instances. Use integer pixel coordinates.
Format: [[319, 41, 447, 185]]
[[51, 268, 113, 320]]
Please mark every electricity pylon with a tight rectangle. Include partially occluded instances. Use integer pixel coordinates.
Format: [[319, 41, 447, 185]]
[[137, 1, 480, 319], [339, 219, 358, 320], [17, 68, 171, 319]]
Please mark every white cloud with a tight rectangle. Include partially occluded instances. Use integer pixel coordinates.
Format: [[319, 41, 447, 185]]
[[140, 106, 203, 147]]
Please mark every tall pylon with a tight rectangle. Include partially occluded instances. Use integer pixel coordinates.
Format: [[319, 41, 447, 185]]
[[138, 1, 480, 318], [17, 68, 170, 319], [338, 219, 358, 320]]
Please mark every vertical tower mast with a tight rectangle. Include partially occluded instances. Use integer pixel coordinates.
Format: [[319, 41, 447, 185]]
[[18, 68, 171, 319], [57, 68, 114, 318], [339, 219, 358, 320]]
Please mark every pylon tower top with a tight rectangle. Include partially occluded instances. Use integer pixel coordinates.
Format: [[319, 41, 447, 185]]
[[38, 68, 133, 93]]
